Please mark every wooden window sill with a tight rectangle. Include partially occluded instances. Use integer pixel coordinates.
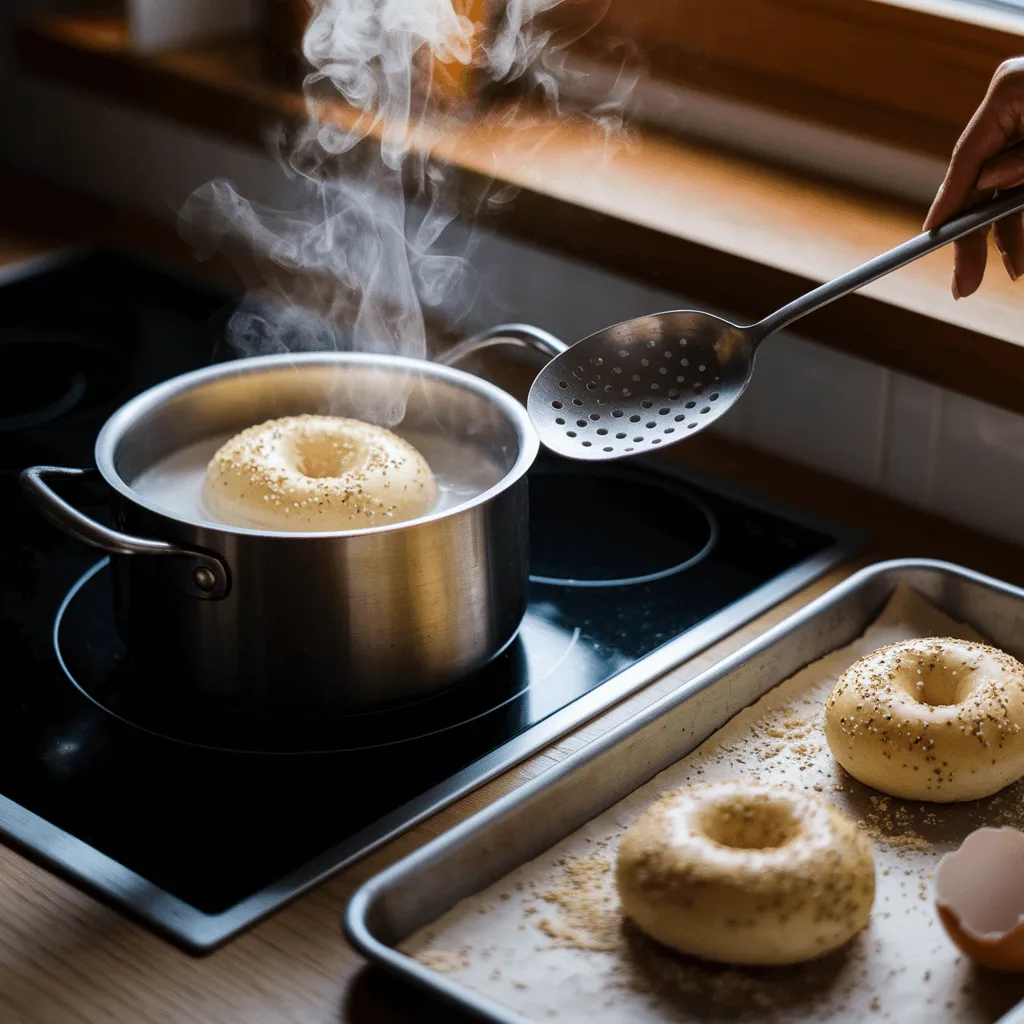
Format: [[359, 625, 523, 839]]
[[16, 14, 1024, 417], [545, 0, 1024, 161]]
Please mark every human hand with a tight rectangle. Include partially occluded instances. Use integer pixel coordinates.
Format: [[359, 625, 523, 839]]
[[924, 58, 1024, 299]]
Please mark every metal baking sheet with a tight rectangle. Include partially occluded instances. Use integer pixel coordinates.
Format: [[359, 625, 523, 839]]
[[346, 559, 1024, 1022]]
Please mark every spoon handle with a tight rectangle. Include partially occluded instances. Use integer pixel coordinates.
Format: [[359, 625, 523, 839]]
[[753, 184, 1024, 341]]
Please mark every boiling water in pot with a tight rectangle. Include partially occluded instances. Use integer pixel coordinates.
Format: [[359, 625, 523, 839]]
[[132, 431, 505, 527]]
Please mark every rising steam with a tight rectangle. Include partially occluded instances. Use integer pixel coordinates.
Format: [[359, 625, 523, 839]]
[[180, 0, 636, 425]]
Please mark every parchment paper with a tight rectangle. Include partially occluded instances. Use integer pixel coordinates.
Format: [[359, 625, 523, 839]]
[[402, 587, 1024, 1022]]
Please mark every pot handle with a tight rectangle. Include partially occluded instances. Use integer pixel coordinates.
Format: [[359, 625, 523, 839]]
[[20, 466, 230, 600], [436, 323, 567, 367]]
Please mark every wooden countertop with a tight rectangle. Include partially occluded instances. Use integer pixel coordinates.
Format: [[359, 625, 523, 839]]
[[3, 174, 1024, 1024]]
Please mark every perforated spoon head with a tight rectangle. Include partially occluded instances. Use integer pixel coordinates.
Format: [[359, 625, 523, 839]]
[[526, 311, 756, 461], [526, 187, 1024, 463]]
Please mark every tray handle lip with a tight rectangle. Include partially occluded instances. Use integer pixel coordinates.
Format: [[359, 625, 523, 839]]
[[344, 558, 1024, 959], [343, 899, 527, 1023]]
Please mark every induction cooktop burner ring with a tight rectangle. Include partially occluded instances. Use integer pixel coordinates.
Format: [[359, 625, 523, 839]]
[[52, 560, 578, 755], [0, 370, 87, 432], [0, 329, 110, 432], [527, 464, 720, 588]]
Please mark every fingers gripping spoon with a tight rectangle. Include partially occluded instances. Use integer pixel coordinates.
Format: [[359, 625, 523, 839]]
[[527, 185, 1024, 461]]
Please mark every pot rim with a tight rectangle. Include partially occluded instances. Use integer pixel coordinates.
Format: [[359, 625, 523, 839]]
[[95, 351, 539, 539]]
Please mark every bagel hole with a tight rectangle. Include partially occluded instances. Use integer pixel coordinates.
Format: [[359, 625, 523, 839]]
[[702, 799, 799, 851], [294, 438, 358, 479], [905, 652, 977, 706]]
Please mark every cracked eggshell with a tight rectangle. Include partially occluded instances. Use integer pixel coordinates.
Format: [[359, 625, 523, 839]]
[[935, 827, 1024, 972]]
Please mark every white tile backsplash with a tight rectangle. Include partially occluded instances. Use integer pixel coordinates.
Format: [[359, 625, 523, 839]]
[[465, 231, 685, 344], [929, 392, 1024, 545], [733, 333, 889, 489], [730, 344, 1024, 548], [881, 371, 941, 509]]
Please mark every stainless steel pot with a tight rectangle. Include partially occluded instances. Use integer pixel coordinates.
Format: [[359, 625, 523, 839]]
[[21, 324, 566, 711]]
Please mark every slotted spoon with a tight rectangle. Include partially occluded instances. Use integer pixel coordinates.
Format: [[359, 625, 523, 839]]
[[527, 185, 1024, 461]]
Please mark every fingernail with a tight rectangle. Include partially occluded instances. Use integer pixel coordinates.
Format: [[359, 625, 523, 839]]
[[1003, 254, 1020, 282], [952, 279, 961, 300]]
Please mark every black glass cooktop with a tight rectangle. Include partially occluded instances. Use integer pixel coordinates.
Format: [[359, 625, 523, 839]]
[[0, 248, 862, 952]]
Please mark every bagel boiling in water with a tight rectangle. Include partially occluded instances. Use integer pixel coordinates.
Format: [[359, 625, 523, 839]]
[[203, 414, 437, 531]]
